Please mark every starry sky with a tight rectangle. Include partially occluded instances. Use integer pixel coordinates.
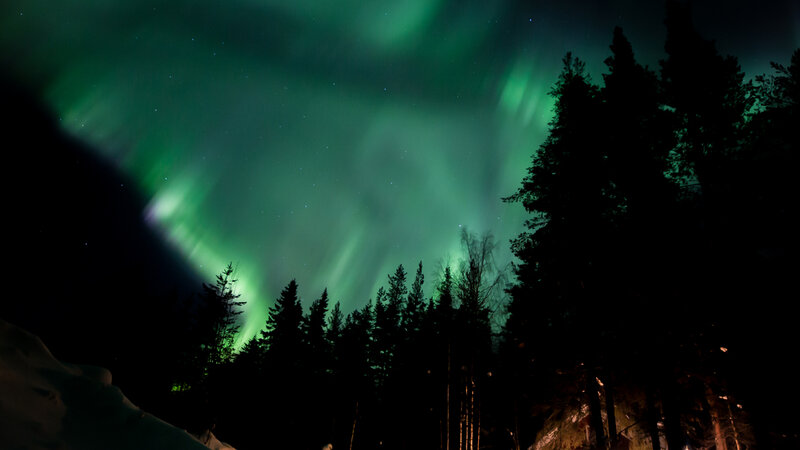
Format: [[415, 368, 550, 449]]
[[1, 0, 797, 345]]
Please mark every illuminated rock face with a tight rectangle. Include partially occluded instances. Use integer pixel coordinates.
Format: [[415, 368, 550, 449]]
[[0, 319, 232, 450]]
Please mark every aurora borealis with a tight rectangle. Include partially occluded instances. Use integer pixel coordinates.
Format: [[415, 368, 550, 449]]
[[2, 0, 797, 345]]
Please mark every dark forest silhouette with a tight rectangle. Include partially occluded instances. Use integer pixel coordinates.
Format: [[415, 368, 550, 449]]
[[1, 1, 798, 449]]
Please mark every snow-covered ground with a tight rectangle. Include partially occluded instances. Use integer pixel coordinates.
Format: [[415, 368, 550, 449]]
[[0, 319, 234, 450]]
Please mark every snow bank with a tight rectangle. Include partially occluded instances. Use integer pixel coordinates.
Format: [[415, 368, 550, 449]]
[[193, 429, 236, 450], [0, 319, 232, 450]]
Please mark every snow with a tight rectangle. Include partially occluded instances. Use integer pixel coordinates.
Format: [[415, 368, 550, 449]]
[[0, 319, 234, 450], [193, 429, 236, 450]]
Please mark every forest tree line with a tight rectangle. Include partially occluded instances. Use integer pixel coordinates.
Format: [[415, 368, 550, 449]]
[[172, 230, 503, 450]]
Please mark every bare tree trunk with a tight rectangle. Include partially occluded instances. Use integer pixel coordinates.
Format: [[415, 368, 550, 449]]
[[726, 402, 741, 450], [476, 395, 481, 450], [349, 401, 359, 450], [711, 408, 726, 450], [662, 379, 684, 450], [465, 385, 470, 450], [605, 380, 617, 445], [705, 386, 727, 450], [587, 370, 607, 449], [645, 386, 661, 450], [459, 395, 464, 450], [446, 343, 451, 450], [714, 418, 727, 450], [440, 419, 444, 450], [468, 378, 474, 450]]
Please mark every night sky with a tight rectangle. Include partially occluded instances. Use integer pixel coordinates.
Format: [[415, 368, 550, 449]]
[[2, 0, 797, 345]]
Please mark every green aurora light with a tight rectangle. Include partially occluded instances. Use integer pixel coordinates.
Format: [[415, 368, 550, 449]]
[[2, 0, 796, 346]]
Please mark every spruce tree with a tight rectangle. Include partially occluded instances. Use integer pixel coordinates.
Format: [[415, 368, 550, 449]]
[[336, 300, 377, 449], [326, 301, 344, 351], [504, 52, 611, 365], [373, 266, 406, 387], [403, 261, 425, 335], [396, 261, 427, 448], [304, 288, 331, 375], [603, 26, 675, 217], [303, 289, 333, 447], [601, 27, 681, 448], [730, 48, 800, 447], [259, 279, 306, 447], [661, 0, 750, 188], [262, 279, 304, 368], [504, 53, 614, 449], [194, 262, 245, 374], [435, 266, 455, 329], [659, 6, 752, 446], [434, 267, 456, 450]]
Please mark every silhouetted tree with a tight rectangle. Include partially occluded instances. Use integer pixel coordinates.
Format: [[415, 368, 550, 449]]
[[601, 26, 680, 449], [173, 263, 246, 440], [373, 265, 406, 390], [259, 279, 305, 447], [336, 299, 377, 450], [403, 261, 425, 336], [395, 261, 429, 448], [235, 335, 263, 371], [504, 52, 613, 449], [327, 301, 344, 348], [305, 288, 332, 375], [657, 4, 753, 447], [729, 47, 800, 447], [661, 0, 750, 189], [435, 267, 458, 450], [303, 288, 334, 446], [754, 48, 800, 110], [436, 267, 455, 327], [262, 279, 304, 363], [194, 263, 245, 375], [451, 231, 500, 450]]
